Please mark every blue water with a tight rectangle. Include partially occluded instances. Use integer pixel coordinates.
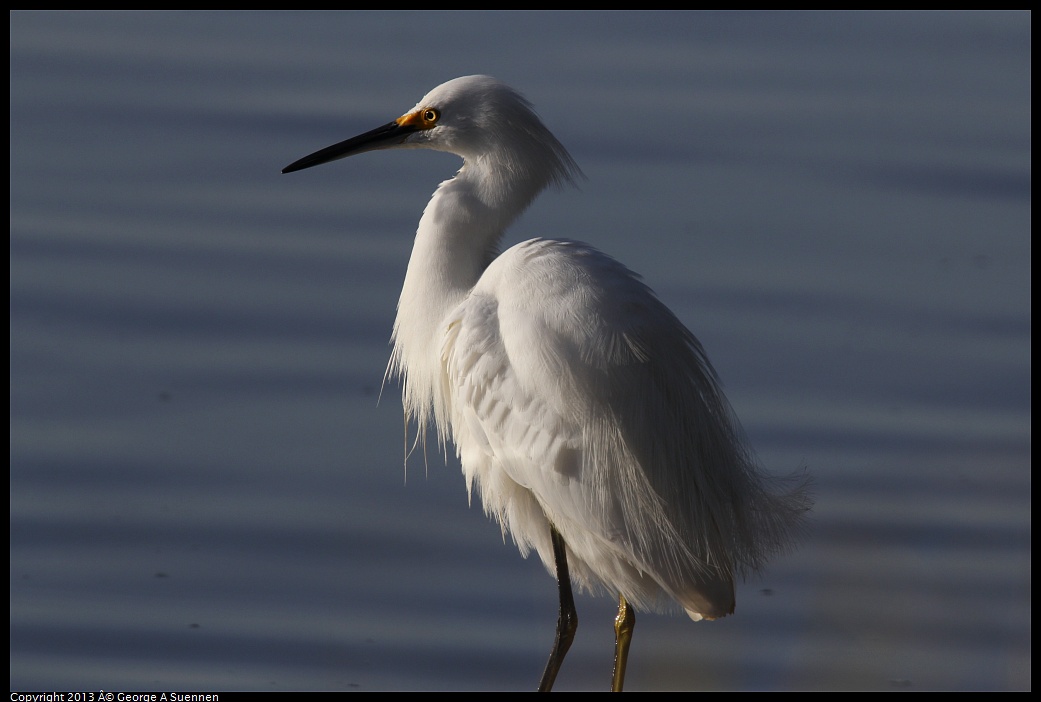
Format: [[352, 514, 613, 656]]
[[10, 11, 1030, 691]]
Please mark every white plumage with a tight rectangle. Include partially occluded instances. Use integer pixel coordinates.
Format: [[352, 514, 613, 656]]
[[284, 75, 810, 690]]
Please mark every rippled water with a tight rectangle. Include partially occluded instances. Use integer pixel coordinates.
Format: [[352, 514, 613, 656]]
[[11, 10, 1030, 691]]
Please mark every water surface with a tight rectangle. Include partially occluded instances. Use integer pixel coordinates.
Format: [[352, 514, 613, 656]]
[[10, 10, 1031, 691]]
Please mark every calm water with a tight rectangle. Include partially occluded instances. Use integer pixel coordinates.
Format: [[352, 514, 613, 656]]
[[10, 11, 1030, 691]]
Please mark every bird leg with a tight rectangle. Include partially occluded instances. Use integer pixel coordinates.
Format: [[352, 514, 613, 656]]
[[538, 526, 578, 692], [611, 594, 635, 692]]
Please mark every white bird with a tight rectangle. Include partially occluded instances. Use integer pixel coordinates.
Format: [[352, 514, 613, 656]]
[[283, 75, 810, 692]]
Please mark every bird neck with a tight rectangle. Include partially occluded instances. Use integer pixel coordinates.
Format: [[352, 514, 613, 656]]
[[404, 162, 531, 313], [388, 160, 541, 440]]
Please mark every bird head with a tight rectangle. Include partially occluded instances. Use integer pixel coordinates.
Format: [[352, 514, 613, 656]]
[[282, 75, 581, 191]]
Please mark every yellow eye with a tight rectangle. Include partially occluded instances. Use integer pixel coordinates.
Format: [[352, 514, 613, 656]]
[[396, 107, 441, 130]]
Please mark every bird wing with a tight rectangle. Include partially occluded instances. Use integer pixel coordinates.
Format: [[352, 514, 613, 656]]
[[441, 238, 743, 616]]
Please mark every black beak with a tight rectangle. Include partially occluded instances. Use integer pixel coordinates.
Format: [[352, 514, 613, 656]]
[[282, 120, 419, 174]]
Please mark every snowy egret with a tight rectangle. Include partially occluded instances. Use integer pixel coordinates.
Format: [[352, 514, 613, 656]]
[[283, 75, 810, 691]]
